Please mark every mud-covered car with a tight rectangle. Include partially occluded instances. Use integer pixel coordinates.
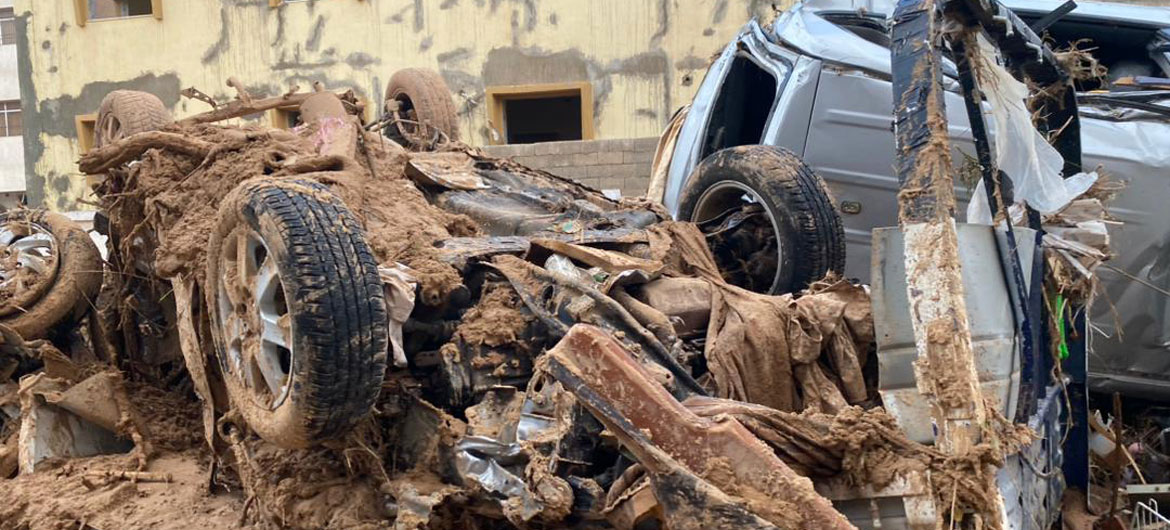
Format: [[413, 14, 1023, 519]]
[[653, 0, 1170, 399], [648, 0, 1155, 526]]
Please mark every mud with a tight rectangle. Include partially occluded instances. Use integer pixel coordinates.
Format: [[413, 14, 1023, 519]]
[[96, 123, 474, 309], [0, 368, 244, 530], [686, 396, 1033, 524]]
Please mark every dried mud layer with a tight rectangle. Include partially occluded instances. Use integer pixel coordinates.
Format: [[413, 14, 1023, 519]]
[[0, 122, 483, 529], [98, 122, 476, 306], [0, 380, 246, 530]]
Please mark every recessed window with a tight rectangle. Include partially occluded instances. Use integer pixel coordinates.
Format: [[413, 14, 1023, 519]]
[[75, 114, 97, 153], [0, 9, 15, 46], [88, 0, 153, 20], [270, 107, 302, 129], [0, 101, 21, 137], [487, 83, 594, 145]]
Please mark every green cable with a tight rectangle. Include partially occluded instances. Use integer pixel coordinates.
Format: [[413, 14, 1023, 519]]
[[1056, 294, 1070, 360]]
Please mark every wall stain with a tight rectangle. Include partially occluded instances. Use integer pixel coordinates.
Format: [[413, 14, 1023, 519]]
[[306, 15, 326, 52], [272, 5, 287, 47], [386, 4, 411, 25], [437, 47, 472, 65], [413, 0, 424, 32], [49, 171, 69, 194], [346, 52, 381, 68], [635, 108, 657, 120], [274, 45, 338, 70], [440, 0, 459, 9], [419, 36, 433, 53], [439, 69, 480, 116], [674, 55, 709, 71], [650, 0, 669, 47], [17, 2, 182, 209], [16, 11, 40, 204], [711, 0, 729, 24], [202, 7, 231, 64]]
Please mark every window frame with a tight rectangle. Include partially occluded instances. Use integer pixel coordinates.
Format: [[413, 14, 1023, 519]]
[[75, 113, 97, 153], [0, 100, 21, 138], [74, 0, 163, 26], [485, 82, 594, 145], [0, 8, 15, 46], [269, 105, 302, 130]]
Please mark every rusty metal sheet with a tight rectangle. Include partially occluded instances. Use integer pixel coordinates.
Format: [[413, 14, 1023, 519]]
[[544, 324, 855, 529]]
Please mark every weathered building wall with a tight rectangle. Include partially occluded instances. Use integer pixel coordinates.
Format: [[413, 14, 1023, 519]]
[[13, 0, 791, 211], [0, 0, 23, 203]]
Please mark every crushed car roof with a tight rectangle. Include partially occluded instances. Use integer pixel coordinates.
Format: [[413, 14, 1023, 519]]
[[801, 0, 1170, 27], [768, 0, 1170, 78]]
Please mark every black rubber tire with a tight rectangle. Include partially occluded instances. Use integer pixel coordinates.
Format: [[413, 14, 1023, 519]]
[[95, 90, 172, 147], [384, 68, 460, 145], [678, 145, 845, 294], [0, 210, 102, 340], [206, 179, 389, 448]]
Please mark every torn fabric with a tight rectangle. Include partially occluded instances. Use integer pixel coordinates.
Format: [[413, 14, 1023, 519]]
[[379, 264, 418, 368], [646, 222, 873, 413]]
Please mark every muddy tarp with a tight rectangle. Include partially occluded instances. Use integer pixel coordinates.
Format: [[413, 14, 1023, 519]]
[[645, 222, 872, 413]]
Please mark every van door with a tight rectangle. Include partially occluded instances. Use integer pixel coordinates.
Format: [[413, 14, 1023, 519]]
[[801, 68, 979, 280]]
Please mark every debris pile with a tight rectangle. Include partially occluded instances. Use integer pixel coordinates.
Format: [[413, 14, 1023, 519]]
[[0, 82, 1040, 529]]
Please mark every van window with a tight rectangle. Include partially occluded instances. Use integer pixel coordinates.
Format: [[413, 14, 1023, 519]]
[[701, 55, 777, 160]]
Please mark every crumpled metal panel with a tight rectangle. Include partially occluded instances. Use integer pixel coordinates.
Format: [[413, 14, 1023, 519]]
[[1078, 115, 1170, 397], [997, 385, 1065, 530], [872, 224, 1033, 444]]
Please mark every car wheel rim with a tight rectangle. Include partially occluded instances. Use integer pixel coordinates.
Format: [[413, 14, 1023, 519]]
[[0, 220, 61, 317], [216, 227, 293, 410], [100, 115, 121, 146], [691, 180, 784, 293]]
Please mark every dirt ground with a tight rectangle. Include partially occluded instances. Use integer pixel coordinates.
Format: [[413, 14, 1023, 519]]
[[0, 452, 246, 530]]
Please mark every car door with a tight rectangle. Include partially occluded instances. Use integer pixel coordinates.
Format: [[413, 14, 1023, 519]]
[[801, 68, 980, 280]]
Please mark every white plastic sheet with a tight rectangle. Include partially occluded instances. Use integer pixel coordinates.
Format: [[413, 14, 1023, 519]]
[[965, 35, 1098, 223]]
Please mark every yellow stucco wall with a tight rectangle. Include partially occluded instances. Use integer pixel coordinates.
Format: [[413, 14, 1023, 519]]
[[13, 0, 793, 210]]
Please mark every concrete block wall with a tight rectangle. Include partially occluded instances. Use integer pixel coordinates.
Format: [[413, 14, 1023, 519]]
[[481, 137, 659, 198]]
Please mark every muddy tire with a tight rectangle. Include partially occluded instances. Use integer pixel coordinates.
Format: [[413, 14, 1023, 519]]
[[678, 145, 845, 294], [206, 179, 389, 448], [95, 90, 172, 148], [384, 68, 460, 148], [0, 210, 102, 339]]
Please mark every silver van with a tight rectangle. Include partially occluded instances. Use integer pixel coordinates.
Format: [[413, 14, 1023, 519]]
[[655, 0, 1170, 399]]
